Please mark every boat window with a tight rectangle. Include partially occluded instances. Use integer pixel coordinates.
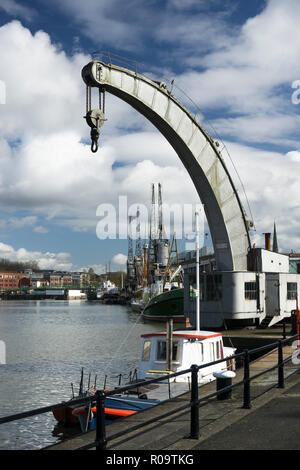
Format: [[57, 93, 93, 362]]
[[245, 282, 257, 300], [142, 340, 151, 361], [216, 341, 222, 360], [209, 342, 215, 362], [216, 341, 220, 359], [156, 340, 178, 361], [198, 342, 204, 362]]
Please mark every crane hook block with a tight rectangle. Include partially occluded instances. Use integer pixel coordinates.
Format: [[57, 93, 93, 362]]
[[85, 109, 106, 129]]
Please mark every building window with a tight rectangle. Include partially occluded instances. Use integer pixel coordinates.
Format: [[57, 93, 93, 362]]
[[142, 341, 151, 361], [206, 274, 222, 301], [287, 282, 297, 300], [245, 282, 257, 300]]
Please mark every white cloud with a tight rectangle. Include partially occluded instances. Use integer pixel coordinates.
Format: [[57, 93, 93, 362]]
[[224, 141, 300, 252], [0, 0, 36, 21], [8, 216, 37, 229], [106, 131, 179, 166], [0, 242, 73, 270], [53, 0, 152, 52], [0, 215, 45, 231], [0, 5, 300, 261], [211, 113, 300, 147], [79, 264, 106, 275], [0, 21, 193, 228], [112, 253, 127, 266], [0, 21, 89, 141], [33, 226, 49, 234]]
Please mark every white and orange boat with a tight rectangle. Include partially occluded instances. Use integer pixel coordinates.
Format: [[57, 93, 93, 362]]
[[65, 214, 236, 431], [137, 329, 235, 385], [137, 213, 236, 387], [72, 394, 159, 432]]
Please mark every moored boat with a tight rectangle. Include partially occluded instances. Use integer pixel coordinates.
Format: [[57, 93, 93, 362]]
[[130, 299, 145, 312], [138, 212, 236, 385], [52, 402, 81, 427], [137, 329, 235, 385], [72, 394, 159, 432], [142, 287, 187, 323], [57, 213, 236, 433]]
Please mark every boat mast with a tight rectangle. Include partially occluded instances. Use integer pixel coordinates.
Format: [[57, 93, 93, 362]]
[[195, 211, 200, 331]]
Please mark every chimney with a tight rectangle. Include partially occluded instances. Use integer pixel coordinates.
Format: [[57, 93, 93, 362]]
[[264, 233, 271, 250]]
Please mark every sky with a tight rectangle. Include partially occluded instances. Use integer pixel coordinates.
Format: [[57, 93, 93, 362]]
[[0, 0, 299, 273]]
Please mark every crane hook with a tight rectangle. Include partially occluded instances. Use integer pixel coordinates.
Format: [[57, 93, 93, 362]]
[[84, 109, 106, 154], [90, 126, 100, 153]]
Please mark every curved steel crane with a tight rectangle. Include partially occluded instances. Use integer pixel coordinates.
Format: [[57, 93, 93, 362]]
[[82, 60, 251, 272]]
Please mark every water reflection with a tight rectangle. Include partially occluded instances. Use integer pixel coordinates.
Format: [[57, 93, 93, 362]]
[[0, 300, 162, 449]]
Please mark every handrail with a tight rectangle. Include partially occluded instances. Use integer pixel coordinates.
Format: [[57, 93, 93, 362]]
[[0, 333, 299, 449]]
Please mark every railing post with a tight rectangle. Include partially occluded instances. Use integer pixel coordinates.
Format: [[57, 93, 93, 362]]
[[278, 339, 285, 389], [190, 364, 199, 439], [95, 390, 107, 451], [243, 350, 251, 409]]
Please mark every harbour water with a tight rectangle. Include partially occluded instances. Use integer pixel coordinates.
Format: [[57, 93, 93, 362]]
[[0, 300, 162, 449]]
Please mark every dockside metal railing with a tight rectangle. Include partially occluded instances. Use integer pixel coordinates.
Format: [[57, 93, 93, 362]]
[[0, 333, 299, 450]]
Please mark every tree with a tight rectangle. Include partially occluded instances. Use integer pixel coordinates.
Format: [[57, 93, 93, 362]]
[[88, 268, 99, 286]]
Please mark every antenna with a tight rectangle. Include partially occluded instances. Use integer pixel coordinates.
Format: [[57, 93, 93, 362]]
[[126, 215, 135, 289], [128, 215, 134, 261], [135, 206, 143, 259], [148, 184, 157, 284], [158, 182, 163, 241], [195, 211, 200, 331]]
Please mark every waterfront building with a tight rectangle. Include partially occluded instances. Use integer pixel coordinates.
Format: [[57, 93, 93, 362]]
[[80, 272, 90, 287], [61, 275, 72, 287], [71, 272, 81, 287], [0, 272, 30, 290], [49, 274, 61, 287]]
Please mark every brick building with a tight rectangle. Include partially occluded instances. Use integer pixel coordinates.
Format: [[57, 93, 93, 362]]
[[0, 273, 30, 290]]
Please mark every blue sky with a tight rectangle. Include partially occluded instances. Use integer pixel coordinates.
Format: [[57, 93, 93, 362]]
[[0, 0, 299, 273]]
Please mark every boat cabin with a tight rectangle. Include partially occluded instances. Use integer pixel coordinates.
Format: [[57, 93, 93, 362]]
[[138, 330, 235, 383]]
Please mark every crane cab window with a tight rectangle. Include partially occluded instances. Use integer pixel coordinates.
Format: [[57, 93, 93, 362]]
[[287, 282, 297, 300]]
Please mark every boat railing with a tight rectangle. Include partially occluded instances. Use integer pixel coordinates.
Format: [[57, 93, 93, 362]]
[[0, 333, 299, 450]]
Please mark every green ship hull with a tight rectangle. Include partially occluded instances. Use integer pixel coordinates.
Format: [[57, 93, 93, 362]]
[[142, 288, 188, 323]]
